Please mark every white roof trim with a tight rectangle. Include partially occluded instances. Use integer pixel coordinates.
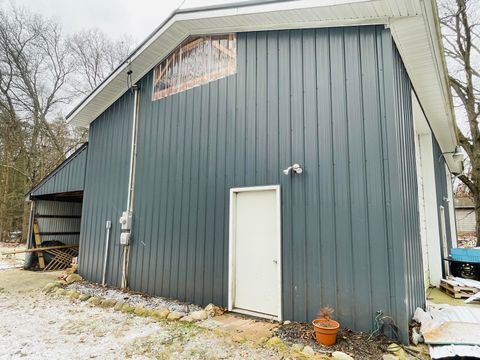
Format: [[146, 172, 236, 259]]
[[67, 0, 457, 169]]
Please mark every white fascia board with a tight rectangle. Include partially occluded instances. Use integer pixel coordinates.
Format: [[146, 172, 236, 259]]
[[389, 7, 458, 172], [415, 0, 458, 167]]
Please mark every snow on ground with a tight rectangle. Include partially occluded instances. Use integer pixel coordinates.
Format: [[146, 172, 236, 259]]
[[67, 282, 203, 314], [0, 271, 281, 359], [0, 243, 25, 270]]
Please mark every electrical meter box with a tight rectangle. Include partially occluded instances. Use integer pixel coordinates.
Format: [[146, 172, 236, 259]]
[[119, 211, 132, 245], [119, 211, 132, 230], [120, 232, 131, 245]]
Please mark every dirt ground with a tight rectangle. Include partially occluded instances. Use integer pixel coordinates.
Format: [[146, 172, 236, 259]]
[[275, 322, 392, 359]]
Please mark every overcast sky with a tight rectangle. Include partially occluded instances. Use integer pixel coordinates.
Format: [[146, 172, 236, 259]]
[[6, 0, 186, 45]]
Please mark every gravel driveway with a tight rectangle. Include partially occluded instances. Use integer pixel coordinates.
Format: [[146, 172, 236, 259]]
[[0, 267, 282, 360]]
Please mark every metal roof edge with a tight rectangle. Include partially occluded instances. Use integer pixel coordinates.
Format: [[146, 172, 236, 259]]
[[26, 143, 88, 198], [423, 0, 459, 172], [176, 0, 300, 13], [65, 7, 180, 121], [67, 0, 458, 154], [66, 0, 301, 121], [66, 0, 380, 125]]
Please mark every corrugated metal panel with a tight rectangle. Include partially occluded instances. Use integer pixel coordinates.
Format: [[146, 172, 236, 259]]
[[79, 26, 424, 340], [35, 200, 82, 245], [30, 144, 87, 197], [423, 305, 480, 358], [78, 93, 133, 286], [66, 1, 459, 177], [388, 40, 425, 331], [432, 139, 453, 250]]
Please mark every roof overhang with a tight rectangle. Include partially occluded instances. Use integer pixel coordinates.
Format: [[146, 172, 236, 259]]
[[67, 0, 458, 169], [26, 143, 88, 200]]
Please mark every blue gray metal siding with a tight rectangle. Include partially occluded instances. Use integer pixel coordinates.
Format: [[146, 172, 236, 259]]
[[35, 200, 82, 245], [79, 26, 423, 339], [433, 138, 453, 251], [30, 144, 87, 197], [387, 43, 425, 329], [78, 94, 133, 286]]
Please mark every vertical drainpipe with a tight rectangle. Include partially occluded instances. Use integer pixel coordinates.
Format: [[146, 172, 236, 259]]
[[121, 83, 140, 289]]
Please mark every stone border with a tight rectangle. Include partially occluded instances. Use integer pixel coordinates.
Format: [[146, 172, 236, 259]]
[[42, 276, 223, 325], [42, 276, 363, 359]]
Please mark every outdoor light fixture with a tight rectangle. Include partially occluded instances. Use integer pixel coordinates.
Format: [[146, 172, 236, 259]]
[[439, 146, 465, 163], [283, 164, 303, 175], [451, 146, 465, 162]]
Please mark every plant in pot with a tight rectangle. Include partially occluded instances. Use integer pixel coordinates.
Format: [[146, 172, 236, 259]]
[[312, 306, 340, 346]]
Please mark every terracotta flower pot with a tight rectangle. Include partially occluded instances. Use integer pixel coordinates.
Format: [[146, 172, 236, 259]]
[[312, 318, 340, 346]]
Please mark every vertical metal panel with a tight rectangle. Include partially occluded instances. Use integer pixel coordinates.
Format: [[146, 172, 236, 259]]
[[35, 200, 82, 245], [30, 144, 87, 197], [361, 27, 391, 325], [384, 33, 425, 340], [290, 29, 307, 322], [79, 26, 426, 340], [330, 27, 354, 327], [432, 138, 453, 250], [302, 28, 321, 329], [277, 30, 293, 319], [78, 91, 133, 286], [345, 27, 371, 330], [315, 28, 337, 319]]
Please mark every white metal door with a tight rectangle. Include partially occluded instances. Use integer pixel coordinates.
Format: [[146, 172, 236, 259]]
[[229, 186, 282, 320]]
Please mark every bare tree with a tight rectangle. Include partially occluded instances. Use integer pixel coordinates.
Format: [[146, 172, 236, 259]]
[[440, 0, 480, 245], [0, 6, 75, 176], [69, 28, 133, 95], [0, 5, 133, 241], [0, 5, 74, 241]]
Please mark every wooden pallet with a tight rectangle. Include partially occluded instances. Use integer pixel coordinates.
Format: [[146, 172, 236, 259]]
[[440, 279, 478, 299], [43, 247, 79, 271]]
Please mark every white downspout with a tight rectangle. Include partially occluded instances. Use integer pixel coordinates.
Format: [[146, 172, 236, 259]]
[[121, 84, 140, 289], [126, 84, 140, 215]]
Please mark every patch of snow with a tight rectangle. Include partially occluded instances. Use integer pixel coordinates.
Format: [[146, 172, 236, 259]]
[[0, 289, 280, 359], [0, 243, 25, 271]]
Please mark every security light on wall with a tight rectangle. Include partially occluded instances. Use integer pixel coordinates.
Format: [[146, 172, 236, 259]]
[[451, 146, 465, 162], [283, 164, 303, 175], [439, 146, 465, 163]]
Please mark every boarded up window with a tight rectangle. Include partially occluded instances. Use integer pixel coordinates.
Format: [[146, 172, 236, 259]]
[[152, 34, 236, 100]]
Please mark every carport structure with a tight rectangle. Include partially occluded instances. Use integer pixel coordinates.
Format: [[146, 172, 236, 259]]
[[25, 144, 87, 269]]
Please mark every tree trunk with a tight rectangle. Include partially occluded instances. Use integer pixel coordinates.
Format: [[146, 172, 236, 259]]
[[0, 160, 11, 242]]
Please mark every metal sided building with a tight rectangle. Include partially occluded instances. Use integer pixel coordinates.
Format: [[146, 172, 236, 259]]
[[29, 0, 461, 341], [26, 143, 87, 249]]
